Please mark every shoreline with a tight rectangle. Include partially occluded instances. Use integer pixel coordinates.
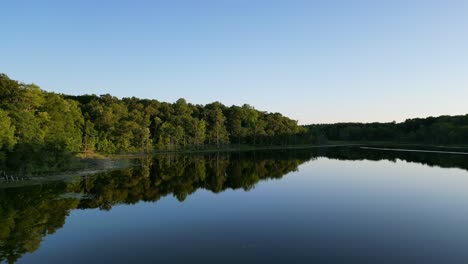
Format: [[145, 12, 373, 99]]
[[2, 142, 468, 187], [81, 142, 468, 158]]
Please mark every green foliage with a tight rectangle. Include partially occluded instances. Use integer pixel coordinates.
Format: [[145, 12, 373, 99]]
[[42, 94, 84, 152], [0, 74, 308, 153], [204, 102, 230, 147], [0, 110, 16, 150], [302, 115, 468, 145], [2, 73, 465, 154]]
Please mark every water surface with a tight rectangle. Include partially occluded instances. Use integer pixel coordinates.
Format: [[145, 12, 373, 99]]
[[2, 147, 468, 263]]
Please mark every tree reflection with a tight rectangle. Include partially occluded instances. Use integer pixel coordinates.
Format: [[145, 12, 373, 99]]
[[1, 148, 468, 263], [0, 151, 309, 263]]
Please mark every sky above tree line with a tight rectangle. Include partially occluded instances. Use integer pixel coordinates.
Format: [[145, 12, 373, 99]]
[[2, 0, 467, 124]]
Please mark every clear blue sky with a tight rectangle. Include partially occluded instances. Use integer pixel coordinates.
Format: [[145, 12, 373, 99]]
[[2, 0, 467, 124]]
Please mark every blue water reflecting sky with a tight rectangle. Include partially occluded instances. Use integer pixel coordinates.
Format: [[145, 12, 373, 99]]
[[18, 157, 468, 263]]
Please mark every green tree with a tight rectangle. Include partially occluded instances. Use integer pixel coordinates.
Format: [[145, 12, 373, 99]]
[[205, 102, 230, 147], [0, 110, 16, 150], [42, 94, 84, 152]]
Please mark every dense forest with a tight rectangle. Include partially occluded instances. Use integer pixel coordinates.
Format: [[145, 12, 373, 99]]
[[0, 74, 304, 154], [1, 73, 467, 157]]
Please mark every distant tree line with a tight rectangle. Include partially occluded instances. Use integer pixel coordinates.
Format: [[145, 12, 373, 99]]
[[0, 74, 303, 154], [304, 116, 468, 145]]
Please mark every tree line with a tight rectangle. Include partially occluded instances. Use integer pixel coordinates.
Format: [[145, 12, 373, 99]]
[[0, 74, 303, 154], [304, 115, 468, 145], [1, 73, 466, 155]]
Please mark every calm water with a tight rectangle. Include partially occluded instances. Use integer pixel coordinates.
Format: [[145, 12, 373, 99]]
[[2, 147, 468, 263]]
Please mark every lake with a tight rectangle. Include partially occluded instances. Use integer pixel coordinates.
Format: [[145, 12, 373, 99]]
[[2, 146, 468, 263]]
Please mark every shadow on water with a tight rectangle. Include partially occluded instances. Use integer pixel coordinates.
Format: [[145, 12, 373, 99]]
[[1, 146, 468, 263], [0, 143, 80, 178]]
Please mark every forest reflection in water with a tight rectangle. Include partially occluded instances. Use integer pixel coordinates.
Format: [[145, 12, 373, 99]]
[[1, 146, 468, 263]]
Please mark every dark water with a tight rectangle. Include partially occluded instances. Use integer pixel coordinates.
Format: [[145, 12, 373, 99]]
[[2, 147, 468, 264]]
